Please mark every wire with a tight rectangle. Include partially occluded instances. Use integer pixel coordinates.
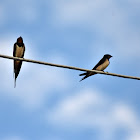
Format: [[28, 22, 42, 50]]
[[0, 54, 140, 80]]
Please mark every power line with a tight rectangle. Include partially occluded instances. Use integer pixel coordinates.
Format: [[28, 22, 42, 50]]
[[0, 54, 140, 80]]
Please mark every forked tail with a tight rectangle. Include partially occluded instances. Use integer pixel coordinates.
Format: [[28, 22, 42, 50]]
[[79, 72, 86, 76]]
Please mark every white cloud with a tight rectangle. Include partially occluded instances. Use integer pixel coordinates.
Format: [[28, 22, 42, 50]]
[[50, 0, 140, 59], [51, 0, 111, 24], [128, 132, 140, 140], [113, 104, 137, 127], [46, 87, 140, 140], [48, 88, 103, 123]]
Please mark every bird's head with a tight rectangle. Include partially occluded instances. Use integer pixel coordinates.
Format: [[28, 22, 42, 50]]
[[104, 54, 112, 59], [17, 36, 23, 44]]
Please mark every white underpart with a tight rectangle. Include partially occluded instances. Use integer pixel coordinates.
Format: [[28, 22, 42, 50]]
[[96, 59, 110, 71], [15, 44, 24, 57]]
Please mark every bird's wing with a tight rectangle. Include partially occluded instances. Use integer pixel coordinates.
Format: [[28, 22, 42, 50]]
[[79, 58, 105, 77], [13, 43, 17, 57], [92, 57, 106, 70], [13, 43, 17, 87], [13, 43, 17, 75], [22, 44, 25, 58]]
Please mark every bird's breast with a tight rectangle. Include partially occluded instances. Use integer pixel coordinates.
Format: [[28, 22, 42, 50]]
[[96, 59, 109, 71], [15, 45, 24, 57]]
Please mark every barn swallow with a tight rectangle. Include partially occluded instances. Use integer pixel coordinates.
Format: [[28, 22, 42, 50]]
[[13, 36, 25, 87], [79, 54, 112, 81]]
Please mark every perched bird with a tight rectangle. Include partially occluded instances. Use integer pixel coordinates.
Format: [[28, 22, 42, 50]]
[[79, 54, 112, 81], [13, 37, 25, 87]]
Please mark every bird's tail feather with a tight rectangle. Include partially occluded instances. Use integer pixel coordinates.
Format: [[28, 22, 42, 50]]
[[79, 72, 87, 76], [79, 75, 89, 82], [79, 72, 96, 82]]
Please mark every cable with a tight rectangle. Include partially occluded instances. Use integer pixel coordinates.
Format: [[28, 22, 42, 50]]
[[0, 54, 140, 80]]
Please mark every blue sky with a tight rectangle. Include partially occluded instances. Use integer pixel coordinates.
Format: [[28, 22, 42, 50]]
[[0, 0, 140, 140]]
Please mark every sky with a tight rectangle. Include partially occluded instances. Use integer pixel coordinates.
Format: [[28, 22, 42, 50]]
[[0, 0, 140, 140]]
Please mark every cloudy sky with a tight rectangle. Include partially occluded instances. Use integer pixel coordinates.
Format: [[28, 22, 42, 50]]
[[0, 0, 140, 140]]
